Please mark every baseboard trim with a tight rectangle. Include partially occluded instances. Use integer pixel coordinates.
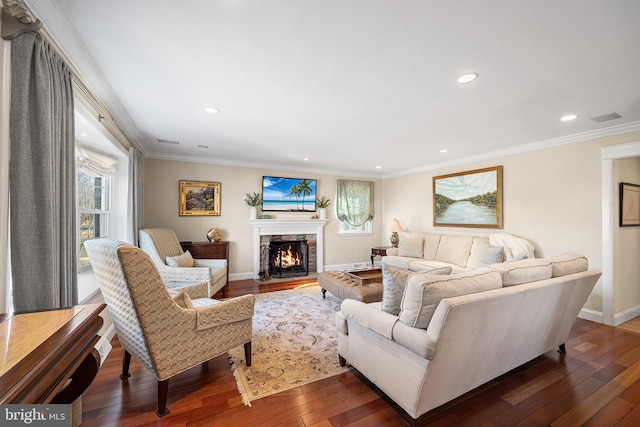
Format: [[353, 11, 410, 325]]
[[614, 304, 640, 326], [578, 308, 603, 323]]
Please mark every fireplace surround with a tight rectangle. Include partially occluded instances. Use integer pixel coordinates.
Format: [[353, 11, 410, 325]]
[[250, 219, 328, 279]]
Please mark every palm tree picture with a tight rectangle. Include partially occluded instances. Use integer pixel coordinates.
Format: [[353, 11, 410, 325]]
[[262, 176, 317, 212]]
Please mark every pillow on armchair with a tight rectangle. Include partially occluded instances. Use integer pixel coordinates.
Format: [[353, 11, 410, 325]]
[[166, 250, 194, 267]]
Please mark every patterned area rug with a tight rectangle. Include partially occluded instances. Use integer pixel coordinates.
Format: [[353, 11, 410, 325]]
[[228, 283, 351, 405]]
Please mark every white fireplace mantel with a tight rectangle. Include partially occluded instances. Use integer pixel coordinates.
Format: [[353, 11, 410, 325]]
[[250, 219, 328, 279]]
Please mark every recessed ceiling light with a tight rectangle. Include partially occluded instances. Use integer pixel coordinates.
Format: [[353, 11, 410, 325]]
[[302, 157, 310, 161], [457, 72, 479, 84], [204, 107, 219, 114], [561, 114, 578, 121], [375, 166, 382, 169], [439, 149, 448, 153]]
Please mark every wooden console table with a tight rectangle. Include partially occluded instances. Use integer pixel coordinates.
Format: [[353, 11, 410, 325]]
[[181, 240, 230, 284], [0, 303, 106, 404]]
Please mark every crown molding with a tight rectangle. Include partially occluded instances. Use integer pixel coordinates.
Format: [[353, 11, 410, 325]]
[[381, 120, 640, 179]]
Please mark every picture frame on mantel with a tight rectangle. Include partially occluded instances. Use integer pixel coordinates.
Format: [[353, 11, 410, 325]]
[[433, 166, 503, 228], [179, 180, 221, 216], [620, 182, 640, 226]]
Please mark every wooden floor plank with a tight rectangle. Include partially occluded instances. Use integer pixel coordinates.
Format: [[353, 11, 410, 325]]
[[80, 278, 640, 426]]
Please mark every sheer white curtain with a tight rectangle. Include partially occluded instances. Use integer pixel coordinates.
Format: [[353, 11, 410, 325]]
[[336, 180, 375, 226], [9, 32, 77, 312]]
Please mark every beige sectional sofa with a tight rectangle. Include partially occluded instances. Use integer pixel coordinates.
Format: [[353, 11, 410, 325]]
[[335, 253, 600, 424], [382, 232, 534, 274]]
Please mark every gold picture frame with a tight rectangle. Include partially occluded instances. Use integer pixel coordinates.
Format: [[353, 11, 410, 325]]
[[620, 182, 640, 226], [433, 166, 503, 228], [179, 180, 221, 216]]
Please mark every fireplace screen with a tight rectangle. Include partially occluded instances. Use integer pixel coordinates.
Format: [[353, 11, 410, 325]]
[[268, 240, 308, 278]]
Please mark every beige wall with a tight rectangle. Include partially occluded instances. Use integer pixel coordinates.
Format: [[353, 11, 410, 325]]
[[613, 156, 640, 313], [144, 131, 640, 314], [144, 160, 382, 278], [382, 130, 640, 313]]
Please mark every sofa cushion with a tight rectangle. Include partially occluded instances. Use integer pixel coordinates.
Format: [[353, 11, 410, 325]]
[[381, 265, 452, 316], [423, 234, 442, 260], [490, 258, 552, 286], [381, 265, 413, 315], [398, 269, 502, 328], [166, 250, 194, 267], [434, 235, 474, 267], [397, 237, 424, 258], [381, 256, 414, 270], [550, 253, 588, 277], [468, 244, 504, 269]]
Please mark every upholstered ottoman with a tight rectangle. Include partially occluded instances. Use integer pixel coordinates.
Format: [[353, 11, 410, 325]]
[[318, 270, 383, 303]]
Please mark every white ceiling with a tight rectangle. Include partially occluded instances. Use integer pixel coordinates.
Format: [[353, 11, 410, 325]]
[[24, 0, 640, 177]]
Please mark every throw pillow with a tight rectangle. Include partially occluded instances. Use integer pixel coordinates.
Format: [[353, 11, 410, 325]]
[[478, 246, 504, 267], [166, 250, 194, 267], [398, 269, 502, 328], [550, 253, 588, 277], [381, 265, 413, 315], [397, 237, 424, 258]]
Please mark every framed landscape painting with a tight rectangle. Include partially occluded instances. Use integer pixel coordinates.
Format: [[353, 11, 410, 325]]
[[179, 180, 221, 216], [620, 182, 640, 226], [433, 166, 503, 228]]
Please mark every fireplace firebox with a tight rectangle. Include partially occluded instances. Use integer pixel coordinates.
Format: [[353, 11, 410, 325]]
[[268, 240, 308, 278]]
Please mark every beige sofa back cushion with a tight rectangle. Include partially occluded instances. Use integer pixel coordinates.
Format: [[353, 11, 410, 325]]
[[434, 235, 474, 267], [423, 234, 442, 260], [399, 269, 502, 328], [550, 253, 588, 277], [397, 237, 425, 258], [490, 258, 552, 286]]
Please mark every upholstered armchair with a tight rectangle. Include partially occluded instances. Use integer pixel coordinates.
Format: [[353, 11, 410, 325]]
[[84, 239, 254, 417], [139, 228, 227, 297]]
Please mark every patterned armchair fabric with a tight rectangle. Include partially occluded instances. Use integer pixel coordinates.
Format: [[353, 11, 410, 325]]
[[85, 239, 254, 417], [139, 228, 227, 297]]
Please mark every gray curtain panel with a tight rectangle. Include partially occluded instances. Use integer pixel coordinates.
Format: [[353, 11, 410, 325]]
[[10, 32, 77, 312], [128, 146, 144, 246], [336, 179, 374, 226]]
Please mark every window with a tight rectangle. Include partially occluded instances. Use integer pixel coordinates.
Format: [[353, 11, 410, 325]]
[[338, 219, 372, 235], [78, 169, 110, 266], [336, 179, 374, 236]]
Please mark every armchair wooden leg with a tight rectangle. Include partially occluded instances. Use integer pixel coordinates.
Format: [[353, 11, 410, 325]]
[[244, 341, 252, 367], [339, 355, 346, 367], [120, 350, 131, 379], [157, 379, 170, 418]]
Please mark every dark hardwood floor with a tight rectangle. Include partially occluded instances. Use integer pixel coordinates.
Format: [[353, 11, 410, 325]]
[[81, 278, 640, 426]]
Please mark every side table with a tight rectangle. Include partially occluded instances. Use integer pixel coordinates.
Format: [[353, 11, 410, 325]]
[[371, 246, 392, 267]]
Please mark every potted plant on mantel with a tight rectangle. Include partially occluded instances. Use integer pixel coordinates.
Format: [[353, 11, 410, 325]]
[[317, 196, 331, 219], [243, 192, 262, 219]]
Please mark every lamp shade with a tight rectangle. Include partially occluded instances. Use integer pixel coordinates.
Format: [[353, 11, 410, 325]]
[[389, 219, 404, 233]]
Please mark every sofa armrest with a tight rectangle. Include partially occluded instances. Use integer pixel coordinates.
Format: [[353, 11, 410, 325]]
[[194, 259, 228, 269], [194, 294, 255, 331], [157, 265, 212, 282], [340, 300, 397, 339]]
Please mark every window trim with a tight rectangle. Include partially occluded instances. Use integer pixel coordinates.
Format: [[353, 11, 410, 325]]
[[338, 219, 373, 236]]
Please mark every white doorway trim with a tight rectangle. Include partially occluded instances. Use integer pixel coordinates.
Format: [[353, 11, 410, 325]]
[[601, 141, 640, 325]]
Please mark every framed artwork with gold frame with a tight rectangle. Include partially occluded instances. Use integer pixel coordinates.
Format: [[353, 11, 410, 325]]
[[179, 180, 221, 216], [433, 166, 503, 228], [620, 182, 640, 226]]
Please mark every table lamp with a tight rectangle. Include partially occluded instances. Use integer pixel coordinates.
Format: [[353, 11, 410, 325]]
[[389, 219, 404, 247]]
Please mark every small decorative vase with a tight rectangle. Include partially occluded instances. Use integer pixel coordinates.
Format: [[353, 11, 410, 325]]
[[250, 206, 257, 220], [319, 208, 326, 220], [207, 228, 222, 243]]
